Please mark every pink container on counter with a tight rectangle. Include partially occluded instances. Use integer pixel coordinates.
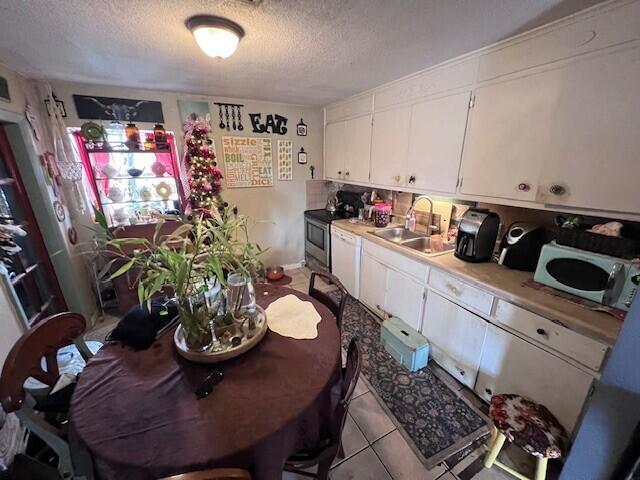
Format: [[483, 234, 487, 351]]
[[373, 203, 392, 227]]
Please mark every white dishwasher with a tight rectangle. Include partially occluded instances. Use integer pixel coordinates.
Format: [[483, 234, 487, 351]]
[[330, 225, 361, 299]]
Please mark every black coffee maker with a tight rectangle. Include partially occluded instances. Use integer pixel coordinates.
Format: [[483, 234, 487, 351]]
[[455, 209, 500, 262]]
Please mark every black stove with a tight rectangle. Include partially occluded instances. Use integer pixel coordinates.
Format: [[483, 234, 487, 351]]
[[304, 209, 346, 224]]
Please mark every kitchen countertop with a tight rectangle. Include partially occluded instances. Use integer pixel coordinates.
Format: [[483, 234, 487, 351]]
[[332, 219, 623, 346]]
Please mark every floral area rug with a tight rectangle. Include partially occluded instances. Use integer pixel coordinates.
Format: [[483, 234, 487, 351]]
[[339, 295, 490, 469]]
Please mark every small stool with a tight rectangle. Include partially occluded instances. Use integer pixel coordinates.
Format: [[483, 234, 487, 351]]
[[484, 394, 568, 480]]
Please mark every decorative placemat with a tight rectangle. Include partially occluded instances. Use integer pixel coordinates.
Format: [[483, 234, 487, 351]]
[[266, 294, 320, 339], [522, 279, 626, 321]]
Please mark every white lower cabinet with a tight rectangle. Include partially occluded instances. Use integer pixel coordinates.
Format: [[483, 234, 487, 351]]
[[359, 252, 426, 331], [384, 269, 425, 332], [475, 324, 593, 433], [359, 254, 388, 318], [421, 290, 487, 388]]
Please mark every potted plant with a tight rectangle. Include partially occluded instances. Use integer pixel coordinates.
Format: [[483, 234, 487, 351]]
[[98, 205, 264, 351]]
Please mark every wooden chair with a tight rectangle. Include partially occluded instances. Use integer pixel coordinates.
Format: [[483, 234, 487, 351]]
[[308, 270, 349, 330], [0, 312, 94, 480], [160, 468, 252, 480], [284, 338, 361, 480]]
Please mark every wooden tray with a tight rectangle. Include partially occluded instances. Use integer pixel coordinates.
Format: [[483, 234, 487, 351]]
[[174, 306, 268, 363]]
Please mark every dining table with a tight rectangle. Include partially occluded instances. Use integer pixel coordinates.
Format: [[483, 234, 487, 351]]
[[69, 284, 342, 480]]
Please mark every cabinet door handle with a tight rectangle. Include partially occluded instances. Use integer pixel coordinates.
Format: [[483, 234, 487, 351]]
[[458, 369, 465, 376], [485, 388, 493, 396], [337, 170, 342, 176], [536, 328, 547, 336], [550, 184, 566, 196], [345, 171, 350, 177], [393, 175, 401, 183], [517, 182, 530, 192], [408, 175, 416, 184]]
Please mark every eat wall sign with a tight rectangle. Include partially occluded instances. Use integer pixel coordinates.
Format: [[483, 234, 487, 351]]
[[249, 113, 288, 135]]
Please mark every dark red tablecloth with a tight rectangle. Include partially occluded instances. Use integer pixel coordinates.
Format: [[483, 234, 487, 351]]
[[70, 285, 342, 480]]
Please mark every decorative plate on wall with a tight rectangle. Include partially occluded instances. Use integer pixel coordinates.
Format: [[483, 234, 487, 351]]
[[53, 200, 66, 222]]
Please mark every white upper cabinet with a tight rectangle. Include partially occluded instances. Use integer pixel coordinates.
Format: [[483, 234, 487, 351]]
[[343, 114, 373, 184], [535, 45, 640, 213], [370, 105, 411, 187], [462, 43, 640, 212], [324, 121, 345, 181], [324, 1, 640, 217], [407, 91, 471, 194], [325, 114, 372, 183], [325, 94, 373, 124], [477, 0, 640, 82], [459, 73, 550, 201]]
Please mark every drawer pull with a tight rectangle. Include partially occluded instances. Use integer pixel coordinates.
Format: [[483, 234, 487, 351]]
[[485, 388, 493, 396], [458, 370, 465, 376], [446, 283, 460, 296], [536, 328, 547, 336]]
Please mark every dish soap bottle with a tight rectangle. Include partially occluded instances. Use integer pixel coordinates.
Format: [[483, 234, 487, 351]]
[[406, 210, 416, 232]]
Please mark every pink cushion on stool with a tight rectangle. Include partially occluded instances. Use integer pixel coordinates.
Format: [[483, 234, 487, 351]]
[[489, 394, 568, 459]]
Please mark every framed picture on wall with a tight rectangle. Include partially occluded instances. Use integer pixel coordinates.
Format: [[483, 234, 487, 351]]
[[296, 118, 307, 136], [298, 147, 307, 164], [73, 95, 164, 122]]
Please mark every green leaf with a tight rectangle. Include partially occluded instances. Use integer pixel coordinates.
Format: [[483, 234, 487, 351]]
[[97, 258, 118, 279], [94, 207, 108, 231], [109, 259, 135, 279], [137, 280, 145, 305]]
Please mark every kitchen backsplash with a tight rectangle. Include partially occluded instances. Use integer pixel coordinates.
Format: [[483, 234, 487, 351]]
[[327, 181, 640, 242]]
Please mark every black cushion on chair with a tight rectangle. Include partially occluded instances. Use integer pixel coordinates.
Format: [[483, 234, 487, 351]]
[[107, 298, 178, 351]]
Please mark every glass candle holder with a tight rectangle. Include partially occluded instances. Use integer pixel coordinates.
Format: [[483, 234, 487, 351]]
[[227, 272, 256, 322]]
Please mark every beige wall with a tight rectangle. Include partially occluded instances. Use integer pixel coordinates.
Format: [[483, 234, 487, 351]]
[[50, 81, 324, 267]]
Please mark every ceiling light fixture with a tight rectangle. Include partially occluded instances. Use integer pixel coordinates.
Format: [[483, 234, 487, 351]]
[[186, 15, 245, 59]]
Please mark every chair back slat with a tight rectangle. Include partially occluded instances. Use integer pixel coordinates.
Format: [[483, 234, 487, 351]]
[[159, 467, 252, 480], [0, 312, 87, 412], [332, 339, 361, 442], [308, 271, 349, 330]]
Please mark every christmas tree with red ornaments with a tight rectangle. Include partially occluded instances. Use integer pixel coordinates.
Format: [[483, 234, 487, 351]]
[[183, 116, 224, 215]]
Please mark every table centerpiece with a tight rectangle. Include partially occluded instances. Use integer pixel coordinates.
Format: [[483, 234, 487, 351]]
[[97, 204, 266, 354]]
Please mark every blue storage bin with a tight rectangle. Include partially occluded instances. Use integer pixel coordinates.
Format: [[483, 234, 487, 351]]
[[380, 317, 430, 372]]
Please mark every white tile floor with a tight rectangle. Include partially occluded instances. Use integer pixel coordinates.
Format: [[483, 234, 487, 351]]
[[282, 267, 561, 480]]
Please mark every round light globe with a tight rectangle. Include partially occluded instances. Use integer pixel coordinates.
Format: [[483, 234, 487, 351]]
[[187, 16, 245, 59]]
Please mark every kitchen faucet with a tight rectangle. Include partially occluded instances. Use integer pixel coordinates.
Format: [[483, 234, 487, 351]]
[[405, 195, 438, 233]]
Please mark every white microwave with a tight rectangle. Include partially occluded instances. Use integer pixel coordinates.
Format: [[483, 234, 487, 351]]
[[534, 242, 639, 311]]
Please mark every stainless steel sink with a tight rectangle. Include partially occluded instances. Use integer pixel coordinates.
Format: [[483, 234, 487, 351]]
[[401, 237, 456, 256], [372, 227, 424, 243], [371, 227, 455, 257]]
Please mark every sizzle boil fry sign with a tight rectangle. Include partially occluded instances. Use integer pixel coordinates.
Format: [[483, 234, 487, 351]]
[[222, 136, 273, 188]]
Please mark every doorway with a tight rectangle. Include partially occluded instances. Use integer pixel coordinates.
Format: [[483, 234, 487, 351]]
[[0, 126, 66, 325]]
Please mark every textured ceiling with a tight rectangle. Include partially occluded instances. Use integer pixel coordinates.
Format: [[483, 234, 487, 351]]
[[0, 0, 603, 106]]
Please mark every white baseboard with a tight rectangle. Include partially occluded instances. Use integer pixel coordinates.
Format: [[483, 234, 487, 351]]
[[282, 261, 305, 270]]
